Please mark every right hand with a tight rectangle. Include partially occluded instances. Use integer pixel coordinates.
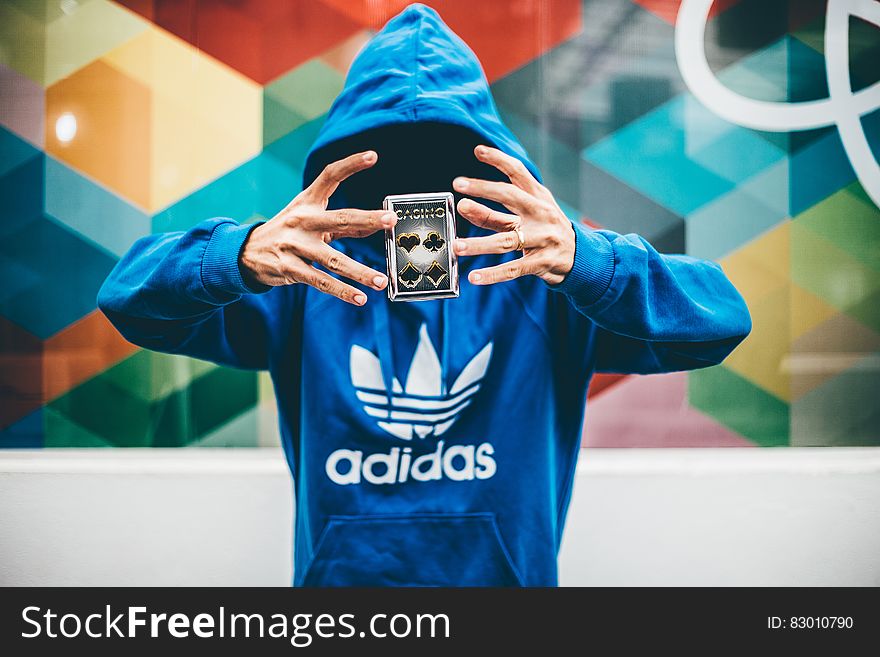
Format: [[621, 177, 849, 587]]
[[239, 150, 395, 306]]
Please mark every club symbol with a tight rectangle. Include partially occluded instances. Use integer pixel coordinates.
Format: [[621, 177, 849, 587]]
[[423, 231, 445, 252], [396, 233, 420, 253], [424, 261, 448, 288], [398, 261, 423, 289]]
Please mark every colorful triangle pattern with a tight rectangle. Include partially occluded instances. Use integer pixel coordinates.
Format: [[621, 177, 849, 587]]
[[1, 0, 877, 447]]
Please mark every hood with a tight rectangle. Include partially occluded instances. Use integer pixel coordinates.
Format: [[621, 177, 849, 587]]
[[302, 3, 540, 261]]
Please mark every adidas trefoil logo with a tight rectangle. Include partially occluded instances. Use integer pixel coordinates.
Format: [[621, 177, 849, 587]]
[[350, 324, 493, 440]]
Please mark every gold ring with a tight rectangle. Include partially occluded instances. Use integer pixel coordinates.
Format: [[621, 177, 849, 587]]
[[513, 226, 525, 251]]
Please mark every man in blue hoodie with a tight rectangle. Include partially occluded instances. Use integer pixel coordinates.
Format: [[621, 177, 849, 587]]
[[98, 5, 751, 586]]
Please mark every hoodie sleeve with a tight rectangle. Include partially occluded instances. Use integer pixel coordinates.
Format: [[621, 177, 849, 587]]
[[97, 218, 283, 370], [548, 221, 752, 374]]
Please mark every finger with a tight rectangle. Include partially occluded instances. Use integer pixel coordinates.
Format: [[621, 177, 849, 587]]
[[456, 198, 518, 232], [453, 177, 539, 215], [454, 231, 522, 256], [302, 209, 396, 237], [455, 225, 554, 255], [304, 151, 378, 203], [473, 145, 545, 197], [312, 244, 389, 290], [299, 263, 368, 306], [468, 256, 544, 285]]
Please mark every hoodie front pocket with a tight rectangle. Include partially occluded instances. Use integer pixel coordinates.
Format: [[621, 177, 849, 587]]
[[299, 512, 523, 587]]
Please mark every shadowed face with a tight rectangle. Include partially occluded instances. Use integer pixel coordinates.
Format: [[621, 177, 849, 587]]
[[315, 123, 510, 238]]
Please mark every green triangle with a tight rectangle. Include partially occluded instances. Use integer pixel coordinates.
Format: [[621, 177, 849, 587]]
[[44, 0, 148, 87], [844, 288, 880, 334], [149, 385, 194, 447], [48, 373, 154, 447], [188, 367, 258, 441], [43, 406, 112, 448], [148, 366, 259, 447], [101, 350, 216, 404], [192, 407, 260, 448], [49, 360, 259, 447], [0, 3, 47, 84], [793, 184, 880, 272], [264, 59, 343, 122], [791, 223, 880, 319], [7, 0, 62, 24], [791, 352, 880, 446], [689, 366, 789, 447], [848, 181, 875, 206], [263, 95, 308, 147]]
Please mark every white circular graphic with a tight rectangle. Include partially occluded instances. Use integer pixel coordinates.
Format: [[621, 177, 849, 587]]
[[675, 0, 880, 209]]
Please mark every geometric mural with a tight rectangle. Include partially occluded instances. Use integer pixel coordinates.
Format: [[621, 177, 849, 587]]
[[0, 0, 877, 448]]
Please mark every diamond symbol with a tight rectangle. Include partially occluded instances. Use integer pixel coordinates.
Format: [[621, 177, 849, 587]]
[[425, 261, 448, 288]]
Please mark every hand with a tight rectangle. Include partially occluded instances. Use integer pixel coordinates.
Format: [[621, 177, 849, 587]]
[[239, 151, 396, 306], [452, 145, 576, 286]]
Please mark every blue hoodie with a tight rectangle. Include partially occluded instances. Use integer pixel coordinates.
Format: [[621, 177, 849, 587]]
[[98, 4, 751, 586]]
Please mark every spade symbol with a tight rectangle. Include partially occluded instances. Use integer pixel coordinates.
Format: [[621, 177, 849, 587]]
[[425, 261, 448, 288], [398, 261, 423, 289], [397, 233, 420, 253], [423, 231, 445, 252]]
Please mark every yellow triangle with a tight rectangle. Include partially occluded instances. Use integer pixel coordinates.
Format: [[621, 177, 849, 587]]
[[719, 222, 789, 304], [102, 26, 261, 211], [790, 282, 839, 341], [724, 283, 790, 402]]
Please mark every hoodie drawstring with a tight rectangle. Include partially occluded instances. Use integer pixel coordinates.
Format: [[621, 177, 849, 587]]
[[372, 293, 452, 403], [373, 295, 398, 400], [440, 298, 450, 395]]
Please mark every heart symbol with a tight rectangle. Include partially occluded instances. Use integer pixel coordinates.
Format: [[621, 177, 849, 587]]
[[397, 233, 420, 253]]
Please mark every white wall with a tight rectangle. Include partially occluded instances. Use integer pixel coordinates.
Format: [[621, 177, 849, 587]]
[[1, 448, 878, 586]]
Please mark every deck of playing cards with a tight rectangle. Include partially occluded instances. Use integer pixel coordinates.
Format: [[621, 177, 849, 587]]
[[383, 192, 459, 302]]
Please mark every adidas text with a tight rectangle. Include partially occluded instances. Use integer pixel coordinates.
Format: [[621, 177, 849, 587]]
[[326, 440, 497, 486]]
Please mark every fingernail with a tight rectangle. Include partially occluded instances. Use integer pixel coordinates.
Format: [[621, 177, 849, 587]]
[[363, 151, 376, 163], [470, 272, 482, 283], [454, 239, 467, 253], [354, 293, 367, 305], [382, 213, 396, 227], [475, 145, 487, 156], [372, 275, 386, 288], [459, 198, 473, 211], [454, 177, 469, 190]]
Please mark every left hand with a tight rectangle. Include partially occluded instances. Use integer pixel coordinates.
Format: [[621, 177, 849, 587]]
[[452, 145, 576, 286]]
